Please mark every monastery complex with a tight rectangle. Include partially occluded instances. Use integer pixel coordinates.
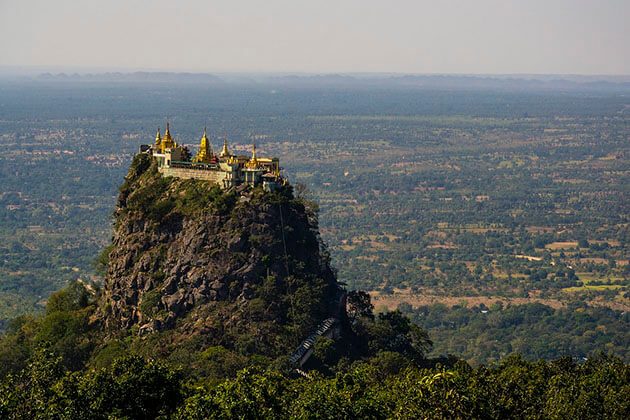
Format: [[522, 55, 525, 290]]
[[141, 123, 283, 190]]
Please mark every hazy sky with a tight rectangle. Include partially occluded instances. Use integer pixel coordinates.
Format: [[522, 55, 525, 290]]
[[1, 0, 628, 75]]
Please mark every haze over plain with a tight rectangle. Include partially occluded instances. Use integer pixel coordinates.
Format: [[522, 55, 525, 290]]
[[0, 0, 628, 75]]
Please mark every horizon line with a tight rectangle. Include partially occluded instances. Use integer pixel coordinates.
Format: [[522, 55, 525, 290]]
[[1, 65, 629, 79]]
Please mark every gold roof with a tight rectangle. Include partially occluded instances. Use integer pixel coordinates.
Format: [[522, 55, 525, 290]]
[[160, 122, 176, 153], [245, 141, 259, 169], [193, 127, 213, 163]]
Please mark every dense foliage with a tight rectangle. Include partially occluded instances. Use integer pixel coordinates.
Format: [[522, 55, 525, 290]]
[[0, 282, 430, 381], [1, 349, 627, 419], [401, 302, 630, 364], [0, 282, 628, 418]]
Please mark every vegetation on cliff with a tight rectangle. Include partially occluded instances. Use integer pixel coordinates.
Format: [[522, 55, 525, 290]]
[[96, 153, 350, 363]]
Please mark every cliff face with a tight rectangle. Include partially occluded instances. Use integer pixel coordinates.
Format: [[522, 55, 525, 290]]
[[97, 154, 341, 355]]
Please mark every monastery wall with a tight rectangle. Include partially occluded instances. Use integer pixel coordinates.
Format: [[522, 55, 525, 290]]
[[159, 167, 228, 187]]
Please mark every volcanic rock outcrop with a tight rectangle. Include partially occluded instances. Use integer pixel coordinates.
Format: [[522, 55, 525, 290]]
[[97, 154, 343, 355]]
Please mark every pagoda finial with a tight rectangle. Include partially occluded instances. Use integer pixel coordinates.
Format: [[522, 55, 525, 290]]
[[160, 121, 174, 153], [246, 140, 259, 169], [155, 127, 161, 145], [220, 136, 231, 158], [193, 127, 213, 163]]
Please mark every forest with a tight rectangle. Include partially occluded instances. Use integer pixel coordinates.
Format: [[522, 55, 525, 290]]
[[0, 282, 627, 419]]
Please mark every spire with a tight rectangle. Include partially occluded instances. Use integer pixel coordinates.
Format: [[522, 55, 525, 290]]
[[160, 121, 175, 153], [220, 136, 231, 158], [193, 127, 213, 163], [201, 127, 210, 145], [155, 128, 161, 145], [164, 122, 171, 140], [246, 140, 259, 169]]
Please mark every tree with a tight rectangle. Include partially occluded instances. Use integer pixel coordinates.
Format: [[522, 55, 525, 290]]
[[347, 290, 374, 320]]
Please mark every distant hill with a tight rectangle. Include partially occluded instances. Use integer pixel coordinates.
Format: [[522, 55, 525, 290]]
[[29, 70, 630, 91], [267, 73, 630, 91], [37, 71, 223, 84]]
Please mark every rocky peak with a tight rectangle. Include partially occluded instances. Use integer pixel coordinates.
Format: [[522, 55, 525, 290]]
[[97, 154, 342, 355]]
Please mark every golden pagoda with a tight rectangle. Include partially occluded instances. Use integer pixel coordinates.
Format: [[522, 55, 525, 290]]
[[219, 137, 231, 158], [160, 122, 176, 153], [154, 128, 161, 147], [245, 141, 259, 169], [192, 127, 214, 163]]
